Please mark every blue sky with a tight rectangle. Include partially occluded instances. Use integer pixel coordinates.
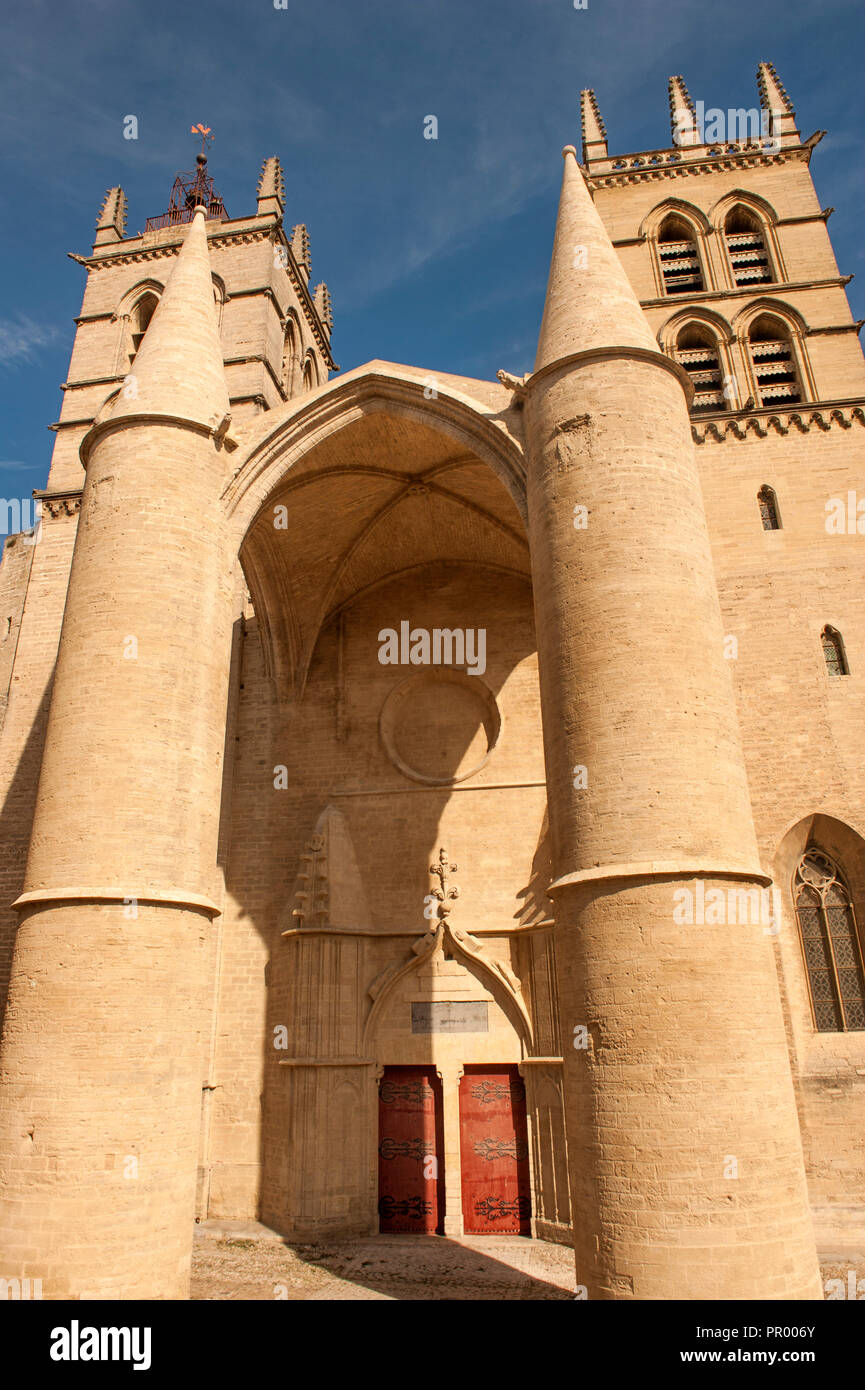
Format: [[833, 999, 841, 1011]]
[[1, 0, 863, 508]]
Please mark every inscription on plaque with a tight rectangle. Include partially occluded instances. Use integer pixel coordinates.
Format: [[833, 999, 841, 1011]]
[[411, 1001, 489, 1034]]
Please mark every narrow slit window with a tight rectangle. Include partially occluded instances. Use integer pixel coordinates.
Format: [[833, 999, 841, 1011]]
[[128, 292, 159, 365], [821, 626, 849, 677], [758, 485, 781, 530]]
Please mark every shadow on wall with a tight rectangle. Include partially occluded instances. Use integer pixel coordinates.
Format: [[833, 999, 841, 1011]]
[[0, 674, 54, 1026]]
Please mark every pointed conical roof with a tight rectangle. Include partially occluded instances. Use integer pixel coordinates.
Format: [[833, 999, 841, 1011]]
[[111, 206, 229, 430], [534, 146, 657, 373]]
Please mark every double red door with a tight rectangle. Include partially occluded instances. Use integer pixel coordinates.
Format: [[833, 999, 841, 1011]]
[[459, 1066, 531, 1234], [378, 1067, 444, 1233]]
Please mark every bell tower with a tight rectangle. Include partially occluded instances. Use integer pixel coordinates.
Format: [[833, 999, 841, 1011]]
[[45, 145, 336, 501]]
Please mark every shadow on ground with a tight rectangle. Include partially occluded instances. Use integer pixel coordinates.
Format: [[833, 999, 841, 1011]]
[[192, 1223, 575, 1301]]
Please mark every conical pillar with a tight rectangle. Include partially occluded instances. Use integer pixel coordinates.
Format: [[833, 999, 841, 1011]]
[[0, 208, 234, 1299], [525, 148, 821, 1299]]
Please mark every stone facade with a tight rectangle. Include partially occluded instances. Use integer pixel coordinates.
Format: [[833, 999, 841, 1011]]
[[0, 65, 862, 1299]]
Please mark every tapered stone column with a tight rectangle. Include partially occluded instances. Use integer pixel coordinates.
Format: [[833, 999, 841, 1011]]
[[524, 148, 821, 1299], [0, 208, 234, 1298]]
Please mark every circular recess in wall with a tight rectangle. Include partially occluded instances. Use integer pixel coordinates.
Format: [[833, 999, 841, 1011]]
[[379, 669, 502, 786]]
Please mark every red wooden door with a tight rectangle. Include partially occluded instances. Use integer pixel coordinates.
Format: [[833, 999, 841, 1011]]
[[459, 1066, 531, 1234], [378, 1067, 444, 1233]]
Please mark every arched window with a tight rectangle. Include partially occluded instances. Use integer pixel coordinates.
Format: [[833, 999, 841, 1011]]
[[821, 626, 849, 677], [724, 207, 773, 287], [794, 848, 865, 1031], [281, 318, 299, 397], [302, 354, 317, 391], [128, 292, 159, 364], [747, 315, 802, 405], [658, 215, 704, 295], [674, 324, 728, 413], [757, 485, 781, 530]]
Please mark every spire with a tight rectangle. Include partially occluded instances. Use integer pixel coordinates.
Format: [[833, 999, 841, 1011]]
[[94, 187, 127, 246], [534, 146, 656, 373], [668, 76, 700, 147], [579, 89, 608, 163], [313, 282, 333, 336], [111, 207, 229, 431], [290, 224, 310, 281], [256, 156, 285, 219], [757, 61, 799, 146]]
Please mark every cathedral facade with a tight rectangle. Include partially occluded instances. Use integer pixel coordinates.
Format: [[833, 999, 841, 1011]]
[[0, 63, 862, 1300]]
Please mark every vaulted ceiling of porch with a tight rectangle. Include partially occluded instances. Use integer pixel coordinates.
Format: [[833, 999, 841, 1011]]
[[240, 408, 531, 702]]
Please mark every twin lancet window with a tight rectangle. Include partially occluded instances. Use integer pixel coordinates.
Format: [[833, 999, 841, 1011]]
[[795, 849, 865, 1031], [658, 207, 775, 298]]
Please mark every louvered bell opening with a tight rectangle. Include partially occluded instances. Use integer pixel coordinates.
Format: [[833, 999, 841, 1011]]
[[726, 231, 772, 286], [675, 343, 723, 413], [659, 239, 703, 294], [750, 338, 801, 404]]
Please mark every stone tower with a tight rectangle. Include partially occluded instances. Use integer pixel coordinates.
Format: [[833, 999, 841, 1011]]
[[523, 141, 822, 1298], [0, 205, 239, 1298]]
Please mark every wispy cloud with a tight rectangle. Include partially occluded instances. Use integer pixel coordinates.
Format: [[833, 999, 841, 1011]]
[[0, 317, 63, 367]]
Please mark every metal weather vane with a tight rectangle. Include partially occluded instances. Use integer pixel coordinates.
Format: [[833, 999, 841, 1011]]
[[190, 122, 214, 155]]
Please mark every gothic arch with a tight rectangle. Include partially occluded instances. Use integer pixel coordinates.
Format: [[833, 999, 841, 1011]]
[[733, 301, 815, 405], [223, 365, 529, 703], [709, 192, 786, 289], [708, 188, 780, 231], [362, 917, 534, 1054], [773, 814, 865, 1034], [643, 201, 714, 297], [640, 197, 711, 241], [222, 363, 528, 545], [773, 812, 865, 910], [658, 305, 733, 352], [731, 298, 808, 338]]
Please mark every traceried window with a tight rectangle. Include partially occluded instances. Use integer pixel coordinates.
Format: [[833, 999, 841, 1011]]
[[747, 315, 802, 406], [658, 215, 704, 295], [724, 207, 773, 287], [758, 485, 781, 530], [821, 626, 849, 677], [794, 848, 865, 1031], [674, 325, 728, 413]]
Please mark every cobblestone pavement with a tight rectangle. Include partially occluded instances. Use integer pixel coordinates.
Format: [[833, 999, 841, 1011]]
[[192, 1222, 864, 1301], [191, 1221, 577, 1300]]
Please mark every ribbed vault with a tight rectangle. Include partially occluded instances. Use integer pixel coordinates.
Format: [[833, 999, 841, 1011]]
[[238, 404, 530, 702]]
